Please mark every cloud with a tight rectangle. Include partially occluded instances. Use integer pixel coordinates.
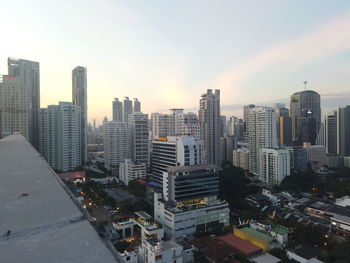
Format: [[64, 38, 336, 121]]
[[212, 12, 350, 103]]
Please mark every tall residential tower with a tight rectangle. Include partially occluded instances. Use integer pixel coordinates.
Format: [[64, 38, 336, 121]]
[[0, 58, 40, 149], [198, 89, 221, 166], [72, 66, 87, 165]]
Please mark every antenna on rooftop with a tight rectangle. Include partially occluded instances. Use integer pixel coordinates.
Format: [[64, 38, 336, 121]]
[[303, 81, 307, 91]]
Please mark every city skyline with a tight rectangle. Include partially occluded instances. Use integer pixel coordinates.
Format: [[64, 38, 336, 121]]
[[1, 1, 350, 124]]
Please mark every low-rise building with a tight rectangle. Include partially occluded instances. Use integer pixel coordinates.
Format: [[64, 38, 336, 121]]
[[119, 247, 138, 263], [139, 238, 183, 263], [218, 234, 262, 257], [191, 236, 236, 263], [134, 211, 164, 242], [233, 226, 280, 251], [119, 159, 146, 186], [154, 165, 230, 240]]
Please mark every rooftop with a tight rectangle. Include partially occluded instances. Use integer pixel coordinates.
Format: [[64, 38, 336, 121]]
[[249, 253, 281, 263], [191, 236, 236, 262], [166, 164, 216, 173], [0, 135, 117, 263], [218, 234, 262, 257], [239, 227, 275, 243]]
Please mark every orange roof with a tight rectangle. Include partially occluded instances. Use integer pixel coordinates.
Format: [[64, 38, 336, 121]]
[[135, 179, 147, 184], [218, 234, 262, 257]]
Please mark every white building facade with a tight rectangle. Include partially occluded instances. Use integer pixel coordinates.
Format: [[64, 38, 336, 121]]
[[151, 136, 204, 185], [119, 159, 146, 185], [39, 102, 81, 171], [248, 106, 277, 174], [103, 121, 127, 169], [259, 148, 290, 185]]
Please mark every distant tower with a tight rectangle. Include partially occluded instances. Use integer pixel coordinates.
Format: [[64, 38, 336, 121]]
[[198, 89, 221, 166], [248, 106, 277, 174], [123, 97, 133, 123], [290, 86, 320, 145], [128, 112, 149, 165], [133, 98, 141, 112], [112, 98, 123, 121], [72, 66, 87, 165], [103, 121, 127, 169]]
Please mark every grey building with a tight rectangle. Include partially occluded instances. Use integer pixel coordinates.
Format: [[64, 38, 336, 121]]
[[128, 112, 149, 165], [72, 66, 87, 165], [198, 89, 221, 166], [123, 96, 133, 123], [243, 104, 255, 142], [326, 111, 337, 154], [338, 106, 350, 156], [286, 146, 308, 172], [112, 98, 123, 121], [162, 165, 219, 202], [133, 98, 141, 112], [39, 102, 81, 172], [290, 90, 321, 145], [220, 135, 237, 163], [4, 58, 40, 149]]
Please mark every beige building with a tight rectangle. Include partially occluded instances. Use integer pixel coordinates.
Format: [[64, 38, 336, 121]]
[[0, 75, 28, 138], [233, 148, 250, 170]]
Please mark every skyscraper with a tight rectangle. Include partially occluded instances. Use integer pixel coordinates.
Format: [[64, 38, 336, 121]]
[[39, 102, 81, 172], [248, 106, 277, 174], [128, 112, 149, 165], [1, 58, 40, 149], [243, 104, 255, 142], [133, 98, 141, 112], [290, 90, 321, 145], [198, 89, 221, 166], [337, 106, 350, 156], [326, 110, 337, 154], [123, 97, 133, 123], [72, 66, 87, 165], [275, 106, 292, 146], [112, 98, 123, 121], [103, 121, 127, 169]]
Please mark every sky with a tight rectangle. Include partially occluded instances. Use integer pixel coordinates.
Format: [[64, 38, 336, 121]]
[[1, 0, 350, 124]]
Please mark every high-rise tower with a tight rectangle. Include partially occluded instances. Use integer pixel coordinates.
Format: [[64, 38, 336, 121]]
[[3, 58, 40, 149], [112, 98, 123, 121], [123, 97, 133, 123], [248, 106, 277, 174], [290, 89, 321, 145], [198, 89, 221, 166], [72, 66, 87, 165]]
